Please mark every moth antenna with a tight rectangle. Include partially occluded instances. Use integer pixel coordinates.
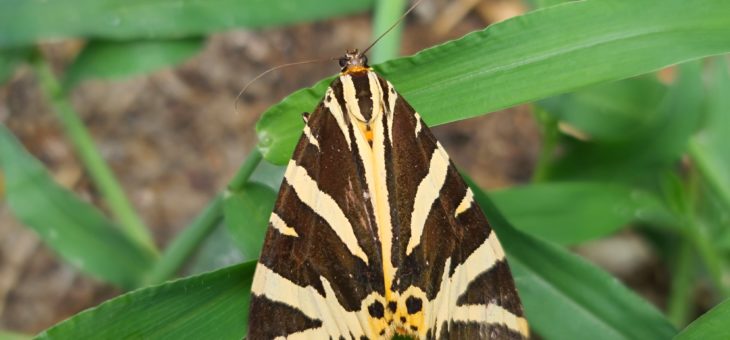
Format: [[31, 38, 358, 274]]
[[234, 58, 330, 115], [360, 0, 424, 56]]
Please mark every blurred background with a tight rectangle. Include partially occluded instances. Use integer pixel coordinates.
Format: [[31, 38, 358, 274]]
[[1, 0, 729, 337]]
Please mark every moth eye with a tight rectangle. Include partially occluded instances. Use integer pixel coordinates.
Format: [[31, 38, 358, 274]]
[[406, 296, 422, 314], [338, 58, 347, 67]]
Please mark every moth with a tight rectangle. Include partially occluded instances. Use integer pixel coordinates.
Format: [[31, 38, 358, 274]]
[[247, 49, 529, 339]]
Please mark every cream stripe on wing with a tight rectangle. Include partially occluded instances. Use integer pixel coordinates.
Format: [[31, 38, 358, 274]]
[[302, 125, 320, 150], [406, 147, 450, 255], [341, 75, 367, 122], [427, 232, 506, 334], [451, 304, 530, 337], [360, 71, 397, 295], [385, 81, 396, 143], [284, 160, 369, 264], [454, 188, 474, 218], [251, 263, 370, 339], [367, 72, 384, 122], [270, 212, 299, 237], [324, 87, 352, 150], [275, 327, 327, 340], [414, 112, 423, 136]]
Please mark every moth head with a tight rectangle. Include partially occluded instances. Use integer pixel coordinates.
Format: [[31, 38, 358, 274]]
[[339, 49, 369, 73]]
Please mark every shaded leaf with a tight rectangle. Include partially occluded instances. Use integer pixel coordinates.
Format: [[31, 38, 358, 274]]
[[0, 125, 154, 288], [63, 39, 203, 88], [490, 182, 674, 244], [185, 223, 244, 276], [471, 180, 677, 339], [257, 0, 730, 164], [675, 298, 730, 340], [223, 182, 277, 261], [0, 47, 31, 84], [538, 76, 667, 142], [0, 0, 373, 48], [0, 330, 32, 340], [36, 262, 255, 340], [546, 61, 704, 183], [690, 57, 730, 228], [248, 159, 286, 192]]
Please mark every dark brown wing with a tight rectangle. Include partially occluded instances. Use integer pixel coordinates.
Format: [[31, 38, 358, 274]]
[[247, 78, 385, 339], [379, 74, 529, 339]]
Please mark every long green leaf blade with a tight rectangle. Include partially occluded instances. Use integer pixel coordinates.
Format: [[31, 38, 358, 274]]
[[674, 298, 730, 340], [472, 181, 676, 339], [36, 262, 255, 340], [257, 0, 730, 164], [0, 125, 154, 288], [689, 58, 730, 214], [0, 0, 374, 48], [63, 39, 203, 88], [490, 182, 674, 244]]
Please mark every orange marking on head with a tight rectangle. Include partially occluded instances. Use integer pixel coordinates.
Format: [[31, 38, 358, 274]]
[[343, 65, 371, 75]]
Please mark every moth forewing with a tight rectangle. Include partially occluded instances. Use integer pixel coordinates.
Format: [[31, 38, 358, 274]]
[[248, 50, 528, 340]]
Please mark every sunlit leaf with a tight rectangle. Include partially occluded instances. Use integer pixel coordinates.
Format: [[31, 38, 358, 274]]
[[36, 262, 255, 340], [257, 0, 730, 164]]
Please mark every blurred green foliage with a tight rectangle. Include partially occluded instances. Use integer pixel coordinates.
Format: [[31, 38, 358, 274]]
[[1, 0, 730, 338]]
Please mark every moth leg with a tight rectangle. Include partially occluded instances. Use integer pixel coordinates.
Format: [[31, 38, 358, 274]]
[[301, 111, 310, 123]]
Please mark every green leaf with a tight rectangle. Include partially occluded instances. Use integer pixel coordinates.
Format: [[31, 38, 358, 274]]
[[248, 159, 286, 192], [0, 0, 374, 48], [63, 39, 203, 88], [546, 61, 704, 183], [675, 298, 730, 340], [0, 125, 154, 288], [0, 330, 32, 340], [223, 182, 277, 261], [36, 262, 255, 340], [490, 182, 674, 245], [538, 76, 667, 142], [690, 57, 730, 220], [0, 47, 31, 84], [257, 0, 730, 164], [185, 223, 244, 275], [471, 181, 677, 339]]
